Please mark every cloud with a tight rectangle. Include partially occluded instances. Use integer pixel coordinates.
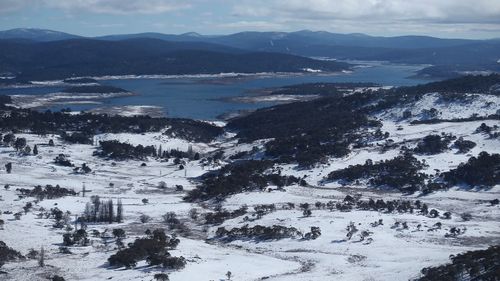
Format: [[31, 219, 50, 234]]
[[216, 20, 285, 30], [228, 0, 500, 37], [45, 0, 191, 14], [0, 0, 35, 13], [1, 0, 499, 38], [231, 0, 500, 25], [0, 0, 191, 15]]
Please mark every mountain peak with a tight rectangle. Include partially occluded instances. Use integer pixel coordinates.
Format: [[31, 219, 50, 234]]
[[181, 32, 203, 37], [0, 28, 80, 41]]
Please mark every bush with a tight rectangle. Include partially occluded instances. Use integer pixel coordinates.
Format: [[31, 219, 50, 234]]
[[140, 214, 152, 223], [54, 154, 73, 167], [216, 225, 302, 241], [108, 229, 182, 269], [453, 137, 476, 153], [414, 134, 453, 155]]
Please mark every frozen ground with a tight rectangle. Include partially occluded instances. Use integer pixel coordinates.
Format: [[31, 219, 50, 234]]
[[0, 93, 499, 281]]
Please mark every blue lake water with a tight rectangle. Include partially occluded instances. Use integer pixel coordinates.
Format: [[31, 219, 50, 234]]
[[0, 63, 436, 120]]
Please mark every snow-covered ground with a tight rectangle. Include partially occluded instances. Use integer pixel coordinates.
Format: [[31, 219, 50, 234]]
[[8, 91, 135, 109], [0, 92, 499, 281]]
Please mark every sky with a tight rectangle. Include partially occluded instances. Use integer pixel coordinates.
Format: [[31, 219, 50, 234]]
[[1, 0, 500, 39]]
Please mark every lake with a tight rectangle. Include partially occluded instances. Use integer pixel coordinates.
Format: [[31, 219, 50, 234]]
[[0, 62, 435, 120]]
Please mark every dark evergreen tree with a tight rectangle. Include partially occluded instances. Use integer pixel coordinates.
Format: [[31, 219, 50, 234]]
[[5, 162, 12, 174], [116, 199, 123, 223], [108, 200, 114, 224], [14, 137, 26, 151]]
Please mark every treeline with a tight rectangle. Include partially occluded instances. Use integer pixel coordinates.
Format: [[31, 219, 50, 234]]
[[96, 140, 200, 161], [0, 108, 223, 143], [185, 160, 303, 201], [326, 153, 427, 193], [442, 152, 499, 188], [269, 82, 379, 96], [82, 196, 123, 223], [228, 92, 380, 167], [17, 184, 76, 200], [96, 140, 156, 160], [215, 225, 303, 241], [417, 245, 500, 281], [326, 151, 499, 193]]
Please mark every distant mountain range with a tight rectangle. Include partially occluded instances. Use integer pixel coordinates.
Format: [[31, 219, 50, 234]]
[[0, 28, 82, 41], [1, 28, 499, 80]]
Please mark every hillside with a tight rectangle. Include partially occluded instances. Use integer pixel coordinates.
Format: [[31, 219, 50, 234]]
[[0, 38, 349, 81], [0, 74, 499, 281], [2, 28, 499, 79]]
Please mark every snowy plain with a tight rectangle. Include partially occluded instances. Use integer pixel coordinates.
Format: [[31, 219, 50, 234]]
[[0, 90, 499, 281]]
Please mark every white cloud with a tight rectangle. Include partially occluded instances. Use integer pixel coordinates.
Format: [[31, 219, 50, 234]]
[[44, 0, 191, 14], [228, 0, 500, 38], [1, 0, 499, 37], [216, 20, 285, 30], [0, 0, 191, 15], [233, 0, 500, 24], [0, 0, 36, 13]]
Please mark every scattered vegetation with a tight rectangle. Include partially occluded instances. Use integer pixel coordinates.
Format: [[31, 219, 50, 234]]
[[17, 184, 76, 200], [413, 134, 454, 155], [185, 160, 301, 201], [442, 152, 500, 187], [108, 229, 184, 270], [0, 241, 24, 268], [326, 153, 427, 192], [215, 225, 303, 241], [418, 245, 500, 281]]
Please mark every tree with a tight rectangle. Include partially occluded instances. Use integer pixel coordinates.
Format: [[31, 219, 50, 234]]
[[3, 133, 15, 145], [5, 162, 12, 173], [226, 271, 232, 280], [48, 139, 54, 146], [38, 246, 45, 267], [112, 228, 126, 239], [33, 145, 38, 155], [158, 145, 163, 158], [108, 200, 114, 224], [14, 137, 26, 151], [116, 199, 123, 222], [139, 214, 151, 223]]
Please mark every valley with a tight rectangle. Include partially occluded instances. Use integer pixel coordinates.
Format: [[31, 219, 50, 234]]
[[0, 75, 498, 281]]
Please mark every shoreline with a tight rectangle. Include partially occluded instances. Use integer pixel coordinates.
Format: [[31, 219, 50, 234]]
[[9, 91, 136, 109], [0, 70, 347, 89]]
